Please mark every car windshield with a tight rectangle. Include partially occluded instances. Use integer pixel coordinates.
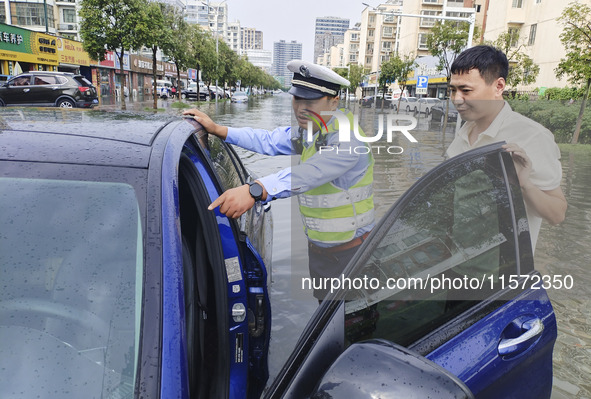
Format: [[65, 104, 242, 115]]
[[0, 177, 143, 398]]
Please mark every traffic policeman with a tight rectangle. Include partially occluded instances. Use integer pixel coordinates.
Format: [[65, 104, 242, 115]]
[[183, 60, 375, 299]]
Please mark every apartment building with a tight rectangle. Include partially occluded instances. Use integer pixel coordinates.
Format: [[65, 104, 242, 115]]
[[355, 0, 402, 90], [272, 40, 302, 86], [313, 16, 350, 63], [226, 21, 241, 53], [1, 0, 80, 40], [241, 27, 263, 51], [483, 0, 575, 89], [341, 24, 361, 66]]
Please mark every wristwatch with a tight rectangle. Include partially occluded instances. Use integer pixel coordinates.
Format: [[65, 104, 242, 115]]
[[249, 182, 264, 202]]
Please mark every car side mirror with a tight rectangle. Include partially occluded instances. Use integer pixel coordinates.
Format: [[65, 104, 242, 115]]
[[310, 339, 474, 399]]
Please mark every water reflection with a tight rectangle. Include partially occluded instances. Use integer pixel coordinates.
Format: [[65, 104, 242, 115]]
[[201, 94, 588, 398]]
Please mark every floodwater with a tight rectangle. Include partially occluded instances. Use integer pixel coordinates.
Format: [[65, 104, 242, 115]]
[[127, 93, 591, 398]]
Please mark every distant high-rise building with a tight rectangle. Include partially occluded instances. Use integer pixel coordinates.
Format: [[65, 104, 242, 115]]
[[273, 40, 302, 85], [313, 16, 350, 63], [241, 27, 263, 51]]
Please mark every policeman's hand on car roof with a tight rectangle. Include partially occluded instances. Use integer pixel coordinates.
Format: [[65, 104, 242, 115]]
[[183, 108, 228, 139]]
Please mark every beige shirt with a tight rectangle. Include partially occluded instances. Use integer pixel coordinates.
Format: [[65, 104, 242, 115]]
[[446, 101, 562, 250]]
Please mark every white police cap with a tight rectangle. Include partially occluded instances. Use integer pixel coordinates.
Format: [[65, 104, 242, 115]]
[[287, 60, 350, 99]]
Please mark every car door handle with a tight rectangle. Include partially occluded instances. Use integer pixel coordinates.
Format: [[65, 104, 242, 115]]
[[498, 318, 544, 356], [23, 88, 30, 93]]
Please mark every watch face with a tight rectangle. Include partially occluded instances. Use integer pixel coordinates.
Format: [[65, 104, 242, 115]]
[[249, 182, 263, 200]]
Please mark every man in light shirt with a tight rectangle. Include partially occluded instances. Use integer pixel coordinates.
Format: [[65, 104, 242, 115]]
[[446, 45, 567, 250]]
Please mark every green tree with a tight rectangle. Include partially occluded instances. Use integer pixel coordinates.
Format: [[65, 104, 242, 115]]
[[79, 0, 143, 110], [135, 2, 168, 109], [555, 2, 591, 144], [161, 5, 193, 101], [378, 56, 399, 110], [217, 40, 239, 97], [333, 64, 367, 102], [426, 20, 470, 130], [188, 26, 217, 99], [490, 30, 540, 92], [389, 53, 417, 114]]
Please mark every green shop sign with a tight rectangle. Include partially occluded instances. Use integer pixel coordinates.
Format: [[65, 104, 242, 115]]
[[0, 23, 58, 65]]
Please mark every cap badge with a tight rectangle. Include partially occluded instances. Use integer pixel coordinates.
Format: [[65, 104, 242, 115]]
[[299, 65, 310, 78]]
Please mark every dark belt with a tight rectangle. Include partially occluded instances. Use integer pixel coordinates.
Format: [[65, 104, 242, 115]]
[[308, 231, 370, 254]]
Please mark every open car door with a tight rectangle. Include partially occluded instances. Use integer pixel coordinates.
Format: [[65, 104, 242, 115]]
[[267, 142, 557, 399]]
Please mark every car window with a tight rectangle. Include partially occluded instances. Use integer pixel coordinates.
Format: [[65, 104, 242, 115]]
[[206, 134, 244, 190], [345, 151, 520, 347], [10, 75, 31, 86], [33, 75, 58, 85], [74, 76, 93, 86], [0, 177, 143, 397]]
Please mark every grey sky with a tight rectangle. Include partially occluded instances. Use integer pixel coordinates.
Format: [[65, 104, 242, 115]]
[[226, 0, 369, 62]]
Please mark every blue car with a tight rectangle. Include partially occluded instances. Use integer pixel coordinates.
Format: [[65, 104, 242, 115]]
[[0, 109, 556, 399]]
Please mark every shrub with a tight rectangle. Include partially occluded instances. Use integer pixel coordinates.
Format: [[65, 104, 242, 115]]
[[507, 99, 591, 144]]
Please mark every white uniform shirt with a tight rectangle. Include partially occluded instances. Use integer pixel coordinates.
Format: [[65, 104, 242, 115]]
[[446, 101, 562, 250]]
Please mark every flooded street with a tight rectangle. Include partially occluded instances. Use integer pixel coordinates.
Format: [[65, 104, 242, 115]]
[[121, 93, 590, 397]]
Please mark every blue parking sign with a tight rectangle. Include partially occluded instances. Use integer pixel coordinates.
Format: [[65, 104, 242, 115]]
[[417, 75, 428, 88]]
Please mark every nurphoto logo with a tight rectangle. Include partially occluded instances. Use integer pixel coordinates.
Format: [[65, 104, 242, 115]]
[[304, 109, 419, 155]]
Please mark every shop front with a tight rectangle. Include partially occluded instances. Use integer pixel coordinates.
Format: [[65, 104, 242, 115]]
[[55, 37, 93, 81], [0, 23, 59, 77], [405, 56, 450, 99], [130, 55, 165, 98]]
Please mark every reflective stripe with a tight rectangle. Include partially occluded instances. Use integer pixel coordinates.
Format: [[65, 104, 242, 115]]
[[300, 197, 374, 219], [299, 184, 374, 208], [302, 209, 375, 233]]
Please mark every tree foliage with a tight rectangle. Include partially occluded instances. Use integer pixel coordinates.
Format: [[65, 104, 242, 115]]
[[333, 64, 367, 98], [79, 0, 144, 110], [489, 30, 539, 90], [135, 2, 169, 108], [555, 2, 591, 144], [426, 20, 469, 130], [426, 20, 470, 82], [386, 53, 417, 113], [160, 5, 192, 100]]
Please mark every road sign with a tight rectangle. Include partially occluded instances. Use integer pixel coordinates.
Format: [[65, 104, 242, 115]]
[[417, 75, 428, 88], [416, 75, 428, 95]]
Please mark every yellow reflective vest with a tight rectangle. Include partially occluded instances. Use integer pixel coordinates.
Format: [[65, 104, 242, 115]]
[[298, 111, 374, 245]]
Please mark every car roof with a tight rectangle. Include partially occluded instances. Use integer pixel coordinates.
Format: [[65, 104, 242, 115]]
[[17, 71, 75, 76], [0, 110, 180, 168]]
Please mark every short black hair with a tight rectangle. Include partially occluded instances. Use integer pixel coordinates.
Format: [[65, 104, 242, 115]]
[[450, 45, 508, 84]]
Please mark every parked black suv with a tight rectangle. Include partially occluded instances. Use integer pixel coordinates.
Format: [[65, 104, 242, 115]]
[[0, 71, 99, 108]]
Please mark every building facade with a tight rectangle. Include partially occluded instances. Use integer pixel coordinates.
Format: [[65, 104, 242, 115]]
[[244, 49, 272, 73], [272, 39, 302, 86], [1, 0, 80, 40], [313, 16, 349, 63], [226, 20, 241, 53], [241, 27, 263, 51], [483, 0, 572, 90]]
